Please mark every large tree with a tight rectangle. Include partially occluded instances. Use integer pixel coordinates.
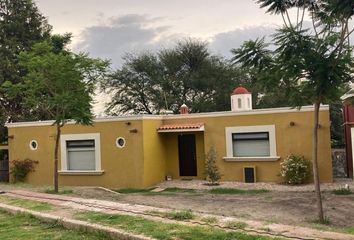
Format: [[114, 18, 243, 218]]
[[233, 0, 353, 221], [3, 41, 109, 192], [0, 0, 52, 141], [103, 40, 248, 115]]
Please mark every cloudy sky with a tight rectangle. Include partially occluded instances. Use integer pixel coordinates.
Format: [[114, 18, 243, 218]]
[[35, 0, 290, 66], [34, 0, 352, 115]]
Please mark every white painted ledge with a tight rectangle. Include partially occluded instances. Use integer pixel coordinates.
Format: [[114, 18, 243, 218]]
[[58, 170, 104, 176], [223, 156, 280, 162]]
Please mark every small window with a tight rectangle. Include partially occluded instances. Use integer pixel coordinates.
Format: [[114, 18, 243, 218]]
[[232, 132, 270, 157], [237, 98, 242, 108], [66, 140, 95, 170], [29, 140, 38, 150], [116, 137, 126, 148]]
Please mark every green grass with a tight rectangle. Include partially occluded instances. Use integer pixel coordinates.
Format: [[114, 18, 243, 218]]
[[165, 210, 195, 220], [114, 188, 155, 194], [0, 196, 53, 211], [44, 189, 74, 195], [332, 188, 352, 195], [77, 211, 278, 240], [0, 211, 110, 240], [209, 188, 270, 195], [200, 216, 219, 224], [225, 221, 248, 229], [162, 187, 196, 193]]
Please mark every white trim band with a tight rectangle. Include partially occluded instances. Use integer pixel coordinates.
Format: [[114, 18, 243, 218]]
[[5, 105, 329, 128]]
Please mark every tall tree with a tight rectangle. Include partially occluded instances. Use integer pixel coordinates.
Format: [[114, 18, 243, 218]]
[[0, 0, 52, 141], [233, 0, 353, 221], [103, 39, 247, 115], [3, 41, 109, 192]]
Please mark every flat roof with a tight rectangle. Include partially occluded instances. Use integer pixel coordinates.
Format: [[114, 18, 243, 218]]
[[5, 105, 329, 128]]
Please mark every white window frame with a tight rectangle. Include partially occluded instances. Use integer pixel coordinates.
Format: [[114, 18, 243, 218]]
[[224, 125, 280, 161], [59, 133, 104, 175]]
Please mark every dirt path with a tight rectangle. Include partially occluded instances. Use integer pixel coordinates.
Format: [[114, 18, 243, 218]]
[[115, 190, 354, 228], [3, 189, 354, 240]]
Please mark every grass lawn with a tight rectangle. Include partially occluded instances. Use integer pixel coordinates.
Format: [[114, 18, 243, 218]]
[[77, 211, 280, 240], [0, 196, 52, 211], [0, 211, 110, 240]]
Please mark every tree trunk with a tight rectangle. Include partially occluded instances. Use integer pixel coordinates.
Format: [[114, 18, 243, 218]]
[[312, 100, 324, 222], [54, 123, 61, 193]]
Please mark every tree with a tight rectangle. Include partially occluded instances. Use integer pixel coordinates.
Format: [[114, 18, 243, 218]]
[[103, 39, 247, 115], [0, 0, 52, 141], [204, 147, 222, 185], [3, 41, 109, 192], [232, 0, 353, 222]]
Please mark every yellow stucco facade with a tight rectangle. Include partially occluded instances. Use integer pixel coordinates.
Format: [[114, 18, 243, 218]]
[[6, 105, 333, 188]]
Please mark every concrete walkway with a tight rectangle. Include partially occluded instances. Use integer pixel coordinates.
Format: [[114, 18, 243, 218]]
[[3, 190, 354, 240]]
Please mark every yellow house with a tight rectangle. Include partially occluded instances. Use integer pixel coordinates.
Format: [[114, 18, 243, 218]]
[[5, 87, 333, 188]]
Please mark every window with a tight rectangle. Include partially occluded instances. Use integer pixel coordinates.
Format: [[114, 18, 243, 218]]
[[237, 98, 242, 108], [29, 140, 38, 150], [66, 140, 95, 170], [232, 132, 270, 157], [116, 137, 126, 148], [225, 125, 279, 161], [60, 133, 102, 174]]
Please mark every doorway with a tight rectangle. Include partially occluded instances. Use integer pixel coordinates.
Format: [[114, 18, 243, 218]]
[[178, 134, 197, 176], [0, 149, 9, 182]]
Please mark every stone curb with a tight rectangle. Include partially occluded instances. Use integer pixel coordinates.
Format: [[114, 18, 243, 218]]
[[0, 203, 152, 240]]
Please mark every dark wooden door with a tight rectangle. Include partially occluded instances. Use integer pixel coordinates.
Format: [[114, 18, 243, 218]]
[[178, 134, 197, 176], [0, 150, 9, 182]]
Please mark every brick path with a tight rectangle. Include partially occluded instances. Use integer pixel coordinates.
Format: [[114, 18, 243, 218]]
[[3, 190, 354, 240]]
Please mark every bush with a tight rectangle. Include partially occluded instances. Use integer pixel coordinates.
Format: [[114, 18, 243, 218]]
[[204, 147, 221, 185], [280, 154, 311, 184], [11, 159, 38, 182]]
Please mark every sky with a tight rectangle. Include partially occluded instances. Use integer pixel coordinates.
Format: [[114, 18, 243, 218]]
[[33, 0, 352, 115]]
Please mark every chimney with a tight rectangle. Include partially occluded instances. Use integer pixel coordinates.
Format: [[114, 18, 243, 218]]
[[179, 104, 189, 114]]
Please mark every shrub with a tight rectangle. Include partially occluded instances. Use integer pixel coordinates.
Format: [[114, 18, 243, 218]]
[[280, 154, 312, 184], [204, 147, 222, 185], [332, 188, 352, 195], [11, 159, 38, 182]]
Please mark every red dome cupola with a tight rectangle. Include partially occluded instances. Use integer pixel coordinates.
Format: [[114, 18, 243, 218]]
[[232, 86, 250, 95]]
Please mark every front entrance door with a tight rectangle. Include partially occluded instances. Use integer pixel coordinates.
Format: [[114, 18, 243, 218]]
[[178, 134, 197, 176], [0, 149, 9, 182]]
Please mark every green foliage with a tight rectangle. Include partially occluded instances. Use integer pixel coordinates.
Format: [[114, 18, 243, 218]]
[[11, 159, 38, 182], [166, 210, 195, 220], [114, 188, 155, 194], [79, 211, 274, 240], [0, 211, 110, 240], [204, 146, 222, 185], [162, 187, 196, 193], [209, 188, 269, 195], [0, 196, 52, 211], [332, 188, 352, 195], [200, 216, 218, 224], [0, 0, 52, 139], [280, 154, 312, 185], [225, 221, 248, 229], [103, 39, 248, 115]]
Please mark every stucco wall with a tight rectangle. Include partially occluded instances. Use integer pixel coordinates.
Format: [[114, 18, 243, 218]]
[[162, 109, 333, 183], [7, 107, 333, 188], [142, 119, 167, 187], [8, 120, 145, 188]]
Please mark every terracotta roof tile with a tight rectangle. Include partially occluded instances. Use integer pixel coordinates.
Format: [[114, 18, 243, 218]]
[[157, 123, 204, 131]]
